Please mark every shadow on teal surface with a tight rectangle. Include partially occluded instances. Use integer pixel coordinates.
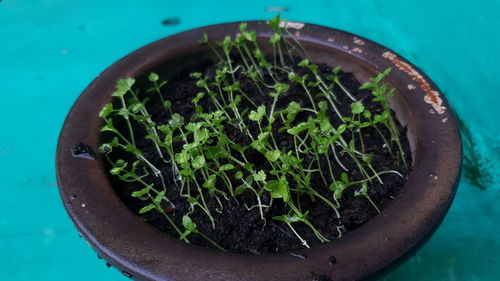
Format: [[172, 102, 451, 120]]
[[0, 0, 498, 280]]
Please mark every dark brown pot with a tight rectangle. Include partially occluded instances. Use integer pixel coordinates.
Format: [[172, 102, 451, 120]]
[[56, 21, 461, 281]]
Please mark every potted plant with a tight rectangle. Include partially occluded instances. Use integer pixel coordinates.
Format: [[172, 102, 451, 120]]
[[56, 16, 461, 281]]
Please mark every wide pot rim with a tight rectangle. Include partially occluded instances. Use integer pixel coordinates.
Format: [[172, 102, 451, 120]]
[[56, 20, 461, 281]]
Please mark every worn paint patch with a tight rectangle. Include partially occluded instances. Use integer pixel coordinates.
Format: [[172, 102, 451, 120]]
[[353, 37, 365, 45], [382, 51, 447, 114], [352, 47, 363, 54], [279, 21, 305, 30]]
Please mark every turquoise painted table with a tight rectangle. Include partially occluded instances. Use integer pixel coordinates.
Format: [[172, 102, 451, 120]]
[[1, 0, 499, 280]]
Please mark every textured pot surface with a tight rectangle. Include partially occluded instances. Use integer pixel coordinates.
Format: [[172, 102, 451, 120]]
[[56, 21, 461, 281]]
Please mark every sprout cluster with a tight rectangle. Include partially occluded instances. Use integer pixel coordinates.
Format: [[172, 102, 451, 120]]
[[99, 15, 407, 250]]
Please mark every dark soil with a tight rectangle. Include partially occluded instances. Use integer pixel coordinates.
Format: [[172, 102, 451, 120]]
[[102, 55, 411, 254]]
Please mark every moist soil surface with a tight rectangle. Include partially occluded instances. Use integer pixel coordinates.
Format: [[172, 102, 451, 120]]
[[103, 56, 411, 254]]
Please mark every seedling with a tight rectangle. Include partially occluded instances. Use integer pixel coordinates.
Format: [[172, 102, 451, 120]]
[[99, 15, 409, 251]]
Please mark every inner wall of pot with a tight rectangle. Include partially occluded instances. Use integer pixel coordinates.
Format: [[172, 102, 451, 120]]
[[135, 39, 417, 166]]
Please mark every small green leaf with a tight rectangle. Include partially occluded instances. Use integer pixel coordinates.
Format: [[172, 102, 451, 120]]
[[98, 143, 112, 154], [274, 83, 289, 95], [270, 33, 281, 44], [265, 150, 281, 162], [362, 153, 373, 163], [124, 144, 140, 156], [351, 101, 365, 114], [239, 22, 248, 33], [182, 215, 197, 231], [163, 100, 172, 109], [110, 160, 127, 175], [333, 65, 341, 74], [234, 185, 248, 195], [192, 92, 205, 104], [203, 174, 217, 191], [175, 151, 190, 165], [363, 109, 372, 119], [169, 113, 185, 127], [287, 122, 310, 135], [191, 155, 206, 170], [112, 78, 135, 97], [190, 72, 202, 79], [99, 103, 114, 119], [264, 179, 289, 201], [249, 105, 266, 121], [198, 33, 209, 44], [272, 215, 289, 222], [101, 118, 117, 133], [298, 59, 309, 67], [254, 170, 267, 182], [219, 164, 235, 171], [148, 72, 159, 82], [341, 172, 349, 184], [319, 117, 332, 132], [268, 14, 281, 31], [131, 184, 153, 197], [154, 190, 165, 204], [139, 204, 155, 214], [337, 124, 347, 135], [318, 101, 328, 111]]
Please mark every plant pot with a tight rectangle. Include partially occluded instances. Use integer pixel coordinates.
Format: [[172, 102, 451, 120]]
[[56, 21, 461, 281]]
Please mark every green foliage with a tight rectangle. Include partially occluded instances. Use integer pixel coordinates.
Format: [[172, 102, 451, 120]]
[[97, 15, 406, 251]]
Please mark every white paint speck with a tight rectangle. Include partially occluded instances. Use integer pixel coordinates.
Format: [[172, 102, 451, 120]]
[[353, 37, 365, 45], [279, 21, 305, 30], [442, 117, 448, 123], [352, 47, 363, 54], [408, 84, 416, 90], [81, 203, 86, 208], [327, 37, 335, 42]]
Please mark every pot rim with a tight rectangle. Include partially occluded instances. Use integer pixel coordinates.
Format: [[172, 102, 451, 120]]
[[56, 20, 461, 281]]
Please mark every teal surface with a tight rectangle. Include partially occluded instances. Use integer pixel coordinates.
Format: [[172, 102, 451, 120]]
[[1, 0, 499, 280]]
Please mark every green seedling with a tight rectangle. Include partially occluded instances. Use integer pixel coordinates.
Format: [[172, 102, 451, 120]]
[[98, 15, 408, 251]]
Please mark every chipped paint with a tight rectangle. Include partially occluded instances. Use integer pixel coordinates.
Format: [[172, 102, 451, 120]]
[[327, 37, 335, 42], [408, 84, 416, 90], [442, 117, 448, 123], [279, 21, 305, 30], [429, 109, 436, 114], [353, 37, 365, 45], [352, 47, 363, 54], [382, 51, 447, 114], [342, 45, 349, 50]]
